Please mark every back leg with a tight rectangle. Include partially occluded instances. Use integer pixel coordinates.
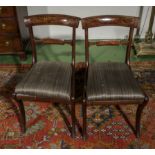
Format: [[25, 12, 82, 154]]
[[136, 97, 148, 138]]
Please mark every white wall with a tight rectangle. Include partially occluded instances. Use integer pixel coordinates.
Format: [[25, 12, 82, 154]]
[[27, 6, 155, 39]]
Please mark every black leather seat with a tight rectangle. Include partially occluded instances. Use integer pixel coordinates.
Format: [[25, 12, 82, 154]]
[[87, 63, 145, 101], [15, 61, 72, 101]]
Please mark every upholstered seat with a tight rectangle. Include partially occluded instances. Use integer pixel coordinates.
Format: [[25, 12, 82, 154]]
[[87, 63, 145, 101], [15, 61, 72, 101]]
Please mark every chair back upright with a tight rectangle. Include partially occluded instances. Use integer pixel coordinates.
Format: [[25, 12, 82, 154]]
[[24, 14, 81, 67], [81, 15, 139, 66]]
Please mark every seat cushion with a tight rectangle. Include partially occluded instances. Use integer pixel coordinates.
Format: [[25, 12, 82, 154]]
[[87, 63, 145, 101], [15, 61, 72, 101]]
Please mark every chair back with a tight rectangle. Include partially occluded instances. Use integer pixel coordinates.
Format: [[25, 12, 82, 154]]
[[24, 14, 81, 66], [81, 15, 139, 66]]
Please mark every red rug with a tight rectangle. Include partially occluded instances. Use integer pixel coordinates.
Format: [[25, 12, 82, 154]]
[[0, 62, 155, 149]]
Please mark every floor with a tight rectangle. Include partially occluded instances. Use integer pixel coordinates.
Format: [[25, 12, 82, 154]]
[[0, 40, 155, 64]]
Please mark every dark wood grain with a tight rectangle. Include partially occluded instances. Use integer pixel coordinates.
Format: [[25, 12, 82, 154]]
[[24, 14, 81, 28], [0, 35, 22, 52], [0, 6, 27, 60], [35, 38, 72, 45], [0, 19, 18, 33], [125, 27, 134, 65], [82, 15, 139, 29], [136, 98, 148, 138], [0, 6, 15, 17], [89, 40, 128, 46]]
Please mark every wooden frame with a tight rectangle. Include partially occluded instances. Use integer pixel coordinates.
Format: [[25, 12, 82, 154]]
[[13, 14, 80, 138], [81, 15, 149, 140]]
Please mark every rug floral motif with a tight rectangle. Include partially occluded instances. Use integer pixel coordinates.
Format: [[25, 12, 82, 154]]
[[0, 62, 155, 149]]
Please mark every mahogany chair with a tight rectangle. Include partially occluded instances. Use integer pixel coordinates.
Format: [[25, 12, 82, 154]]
[[13, 14, 80, 138], [81, 15, 149, 140]]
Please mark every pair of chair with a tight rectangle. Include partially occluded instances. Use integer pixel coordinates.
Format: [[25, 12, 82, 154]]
[[13, 14, 148, 140]]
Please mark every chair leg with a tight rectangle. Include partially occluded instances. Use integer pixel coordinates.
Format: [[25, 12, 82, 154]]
[[136, 98, 148, 138], [16, 99, 26, 133], [71, 102, 76, 138], [82, 100, 87, 140]]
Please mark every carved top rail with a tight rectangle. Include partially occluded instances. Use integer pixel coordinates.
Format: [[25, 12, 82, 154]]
[[82, 15, 139, 29], [24, 14, 81, 28]]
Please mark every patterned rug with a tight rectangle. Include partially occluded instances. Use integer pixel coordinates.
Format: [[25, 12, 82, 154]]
[[0, 62, 155, 149]]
